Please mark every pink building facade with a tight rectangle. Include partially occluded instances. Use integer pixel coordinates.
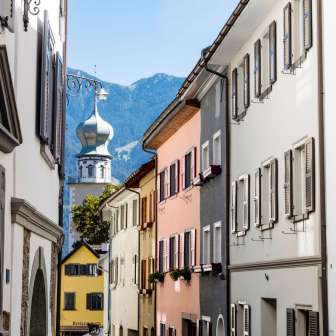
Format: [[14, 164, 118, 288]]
[[143, 99, 201, 336]]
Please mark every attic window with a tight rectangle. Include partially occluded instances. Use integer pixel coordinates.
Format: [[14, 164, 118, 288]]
[[0, 46, 22, 153]]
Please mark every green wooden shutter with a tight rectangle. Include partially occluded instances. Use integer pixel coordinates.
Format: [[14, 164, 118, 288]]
[[284, 3, 292, 70]]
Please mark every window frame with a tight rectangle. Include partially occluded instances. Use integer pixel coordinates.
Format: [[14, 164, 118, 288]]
[[212, 131, 222, 166], [87, 292, 104, 311], [213, 221, 222, 264], [202, 225, 211, 265], [64, 292, 76, 310], [201, 141, 210, 172]]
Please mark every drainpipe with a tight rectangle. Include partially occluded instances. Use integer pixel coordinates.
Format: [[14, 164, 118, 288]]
[[142, 147, 157, 335], [201, 50, 230, 335], [316, 0, 329, 334], [124, 186, 141, 335]]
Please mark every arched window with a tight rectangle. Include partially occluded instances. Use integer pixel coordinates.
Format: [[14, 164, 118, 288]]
[[79, 165, 83, 178], [88, 165, 94, 178], [100, 165, 105, 178]]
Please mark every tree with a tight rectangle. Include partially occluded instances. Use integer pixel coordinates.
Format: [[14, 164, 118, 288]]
[[71, 184, 118, 244]]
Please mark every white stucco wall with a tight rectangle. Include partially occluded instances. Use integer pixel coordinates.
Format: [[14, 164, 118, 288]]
[[322, 0, 336, 333]]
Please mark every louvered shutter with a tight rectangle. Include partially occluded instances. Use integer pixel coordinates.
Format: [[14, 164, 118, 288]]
[[269, 21, 277, 85], [175, 160, 180, 193], [0, 0, 15, 32], [0, 165, 5, 311], [125, 203, 128, 229], [232, 68, 238, 120], [165, 168, 170, 199], [174, 234, 179, 269], [231, 181, 237, 233], [159, 240, 164, 273], [254, 168, 261, 227], [284, 150, 293, 218], [157, 174, 160, 203], [198, 320, 203, 336], [303, 0, 313, 51], [270, 159, 278, 223], [286, 308, 295, 336], [305, 138, 315, 213], [179, 233, 185, 268], [308, 311, 319, 336], [243, 175, 250, 231], [254, 39, 262, 98], [243, 305, 250, 336], [208, 322, 212, 336], [191, 147, 197, 179], [244, 54, 250, 109], [191, 228, 196, 266], [53, 52, 64, 163], [40, 11, 55, 145], [230, 304, 236, 336], [284, 3, 292, 70], [166, 238, 170, 272]]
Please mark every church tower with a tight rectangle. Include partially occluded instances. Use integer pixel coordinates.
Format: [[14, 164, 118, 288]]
[[76, 88, 114, 183]]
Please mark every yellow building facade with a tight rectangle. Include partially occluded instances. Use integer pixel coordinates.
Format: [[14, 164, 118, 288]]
[[126, 159, 156, 336], [60, 241, 105, 335]]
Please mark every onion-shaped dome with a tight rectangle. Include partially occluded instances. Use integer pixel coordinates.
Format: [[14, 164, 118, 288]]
[[76, 101, 113, 157]]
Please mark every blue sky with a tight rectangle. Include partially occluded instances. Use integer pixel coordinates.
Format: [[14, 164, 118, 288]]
[[68, 0, 239, 85]]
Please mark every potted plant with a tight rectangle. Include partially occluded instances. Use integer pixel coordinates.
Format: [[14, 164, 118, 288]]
[[179, 267, 191, 281], [170, 269, 182, 281], [149, 271, 164, 283]]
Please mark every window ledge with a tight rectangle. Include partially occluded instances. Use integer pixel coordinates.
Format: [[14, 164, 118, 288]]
[[201, 264, 212, 272], [183, 185, 194, 193], [259, 85, 273, 101], [291, 213, 310, 224], [40, 142, 55, 169], [192, 265, 203, 273], [257, 222, 275, 231], [203, 165, 222, 181], [236, 230, 247, 237], [0, 124, 21, 153], [168, 193, 178, 200]]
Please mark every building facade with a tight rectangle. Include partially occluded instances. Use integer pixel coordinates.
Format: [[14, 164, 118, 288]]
[[143, 99, 201, 336], [103, 187, 139, 336], [126, 160, 156, 336], [198, 0, 322, 334], [0, 1, 66, 335], [60, 241, 104, 335]]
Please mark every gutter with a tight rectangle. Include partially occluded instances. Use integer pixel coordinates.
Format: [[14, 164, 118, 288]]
[[317, 0, 329, 334]]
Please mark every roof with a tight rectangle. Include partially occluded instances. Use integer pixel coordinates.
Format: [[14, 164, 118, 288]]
[[177, 0, 250, 98], [125, 158, 155, 188], [142, 98, 200, 149], [61, 240, 100, 264]]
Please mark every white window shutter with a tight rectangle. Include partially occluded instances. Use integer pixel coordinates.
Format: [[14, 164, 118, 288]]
[[243, 174, 250, 231], [243, 305, 250, 336], [254, 168, 261, 227], [191, 228, 196, 266], [269, 21, 277, 85], [232, 68, 238, 120], [231, 181, 237, 233], [244, 53, 250, 109], [179, 233, 185, 268], [303, 0, 313, 51], [283, 3, 292, 70], [305, 138, 315, 213], [284, 150, 293, 218], [174, 234, 179, 269], [254, 39, 262, 98], [230, 304, 236, 336], [269, 159, 278, 223]]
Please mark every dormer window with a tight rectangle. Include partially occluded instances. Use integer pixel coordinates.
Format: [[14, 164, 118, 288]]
[[88, 165, 94, 178]]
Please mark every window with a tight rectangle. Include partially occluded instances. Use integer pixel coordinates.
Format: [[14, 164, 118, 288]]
[[202, 142, 210, 172], [213, 222, 222, 263], [65, 264, 79, 276], [169, 161, 179, 197], [100, 165, 105, 178], [185, 152, 192, 188], [254, 159, 278, 229], [159, 240, 164, 273], [261, 299, 277, 336], [64, 292, 75, 310], [231, 304, 250, 336], [88, 165, 94, 178], [231, 174, 250, 235], [133, 199, 138, 226], [232, 54, 250, 120], [199, 319, 211, 336], [133, 254, 138, 285], [168, 327, 176, 336], [169, 236, 176, 271], [159, 170, 166, 202], [284, 138, 315, 221], [213, 131, 221, 166], [184, 229, 196, 267], [294, 309, 319, 336], [160, 323, 165, 336], [141, 197, 147, 225], [202, 226, 211, 265]]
